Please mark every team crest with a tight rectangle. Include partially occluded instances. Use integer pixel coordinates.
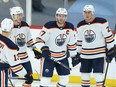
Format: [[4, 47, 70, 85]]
[[15, 33, 26, 47], [84, 30, 96, 43], [55, 34, 67, 46]]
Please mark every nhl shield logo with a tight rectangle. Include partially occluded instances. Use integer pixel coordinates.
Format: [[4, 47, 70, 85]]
[[55, 34, 67, 46], [15, 33, 26, 47], [84, 30, 96, 43]]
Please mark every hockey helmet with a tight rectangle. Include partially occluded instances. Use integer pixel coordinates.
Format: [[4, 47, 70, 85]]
[[56, 8, 68, 15], [83, 5, 95, 14], [1, 18, 14, 32], [10, 6, 24, 16]]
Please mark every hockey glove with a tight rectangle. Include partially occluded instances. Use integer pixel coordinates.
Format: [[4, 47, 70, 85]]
[[106, 47, 115, 63], [72, 52, 80, 67], [41, 46, 51, 59], [33, 47, 42, 59], [25, 73, 33, 84]]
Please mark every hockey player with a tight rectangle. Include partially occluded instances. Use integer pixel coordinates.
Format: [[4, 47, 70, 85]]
[[35, 8, 77, 87], [0, 18, 33, 87], [76, 5, 115, 87], [8, 6, 41, 87]]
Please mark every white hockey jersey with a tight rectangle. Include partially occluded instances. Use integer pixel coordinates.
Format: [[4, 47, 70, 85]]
[[0, 34, 27, 77], [9, 21, 34, 63], [35, 21, 77, 60], [76, 17, 114, 59]]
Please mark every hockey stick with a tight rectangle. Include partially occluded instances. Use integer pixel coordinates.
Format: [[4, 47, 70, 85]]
[[10, 77, 40, 81], [8, 77, 15, 87], [35, 70, 40, 81], [51, 57, 72, 71], [102, 62, 109, 87]]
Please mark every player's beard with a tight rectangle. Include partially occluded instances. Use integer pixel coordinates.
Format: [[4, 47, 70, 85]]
[[57, 19, 65, 26], [14, 18, 22, 25]]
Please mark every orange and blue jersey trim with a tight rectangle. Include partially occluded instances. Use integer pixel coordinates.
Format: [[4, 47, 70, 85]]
[[18, 52, 28, 60], [27, 39, 34, 46], [67, 43, 77, 51], [35, 37, 45, 43], [76, 40, 82, 46], [105, 34, 114, 43], [10, 64, 23, 73], [81, 46, 106, 55], [51, 51, 67, 58]]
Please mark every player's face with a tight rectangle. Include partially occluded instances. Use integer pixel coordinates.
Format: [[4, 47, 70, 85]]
[[12, 13, 23, 23], [56, 14, 67, 25], [83, 11, 93, 21]]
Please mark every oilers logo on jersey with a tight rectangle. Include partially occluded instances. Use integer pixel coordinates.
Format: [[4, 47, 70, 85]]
[[55, 34, 67, 46], [15, 33, 26, 47], [84, 29, 96, 43]]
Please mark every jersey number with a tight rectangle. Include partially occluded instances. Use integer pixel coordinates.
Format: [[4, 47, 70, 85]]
[[40, 31, 46, 36], [14, 54, 19, 61], [106, 26, 110, 32]]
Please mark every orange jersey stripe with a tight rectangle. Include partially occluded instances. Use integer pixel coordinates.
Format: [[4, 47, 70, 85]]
[[105, 35, 114, 42], [36, 38, 45, 43], [18, 52, 28, 58], [27, 40, 34, 45], [82, 48, 105, 54], [11, 65, 23, 71], [68, 45, 76, 49], [76, 42, 82, 45], [51, 52, 66, 57]]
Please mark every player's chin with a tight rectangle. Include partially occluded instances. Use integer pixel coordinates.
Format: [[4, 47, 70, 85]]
[[18, 20, 22, 23], [58, 21, 65, 24]]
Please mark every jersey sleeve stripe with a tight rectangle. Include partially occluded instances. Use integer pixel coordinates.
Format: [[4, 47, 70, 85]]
[[18, 52, 28, 60], [67, 44, 77, 50], [105, 35, 114, 42], [18, 52, 28, 58], [76, 40, 82, 46], [35, 38, 45, 43], [11, 65, 23, 72], [27, 39, 34, 45]]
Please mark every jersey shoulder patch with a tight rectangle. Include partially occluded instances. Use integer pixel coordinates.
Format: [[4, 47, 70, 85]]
[[0, 34, 19, 50]]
